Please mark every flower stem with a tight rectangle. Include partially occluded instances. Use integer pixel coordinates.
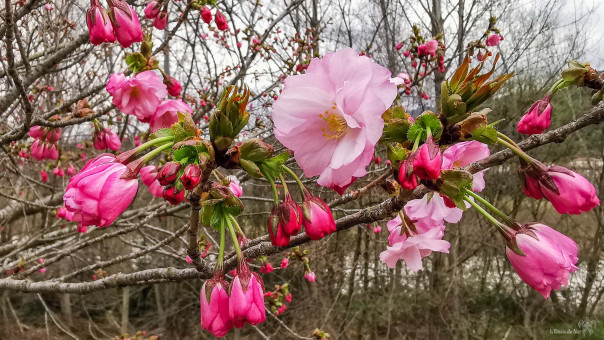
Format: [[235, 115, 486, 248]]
[[463, 196, 506, 230], [282, 165, 306, 194], [279, 173, 289, 194], [550, 78, 566, 93], [229, 214, 245, 238], [215, 221, 226, 271], [463, 189, 514, 226], [141, 143, 173, 163], [266, 176, 280, 205], [497, 137, 534, 163], [226, 215, 243, 260], [412, 132, 423, 152], [136, 136, 174, 153]]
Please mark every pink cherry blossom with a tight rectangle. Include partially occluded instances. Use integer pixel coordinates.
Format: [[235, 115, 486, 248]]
[[304, 271, 316, 282], [227, 176, 243, 197], [144, 0, 161, 19], [201, 273, 233, 337], [272, 48, 396, 193], [380, 227, 450, 271], [517, 95, 552, 135], [200, 6, 212, 23], [106, 71, 168, 123], [229, 263, 265, 328], [442, 141, 490, 191], [149, 99, 193, 132], [281, 258, 289, 269], [300, 190, 336, 240], [412, 136, 442, 180], [417, 39, 439, 57], [63, 154, 138, 229], [486, 34, 502, 47], [86, 0, 115, 45], [94, 128, 121, 151], [107, 0, 143, 48], [506, 224, 577, 298], [153, 11, 168, 30]]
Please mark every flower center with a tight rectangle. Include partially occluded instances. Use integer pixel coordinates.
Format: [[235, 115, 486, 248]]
[[319, 103, 348, 141]]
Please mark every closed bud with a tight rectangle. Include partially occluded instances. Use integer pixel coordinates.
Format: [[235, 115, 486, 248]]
[[158, 162, 181, 186], [279, 194, 302, 235], [181, 164, 201, 190], [240, 138, 274, 162], [561, 60, 589, 86], [163, 185, 185, 205], [209, 85, 250, 151], [268, 207, 290, 247]]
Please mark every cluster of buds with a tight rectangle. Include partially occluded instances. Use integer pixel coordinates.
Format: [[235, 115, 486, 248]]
[[92, 119, 121, 151], [28, 124, 61, 161], [86, 0, 143, 48], [263, 283, 292, 316], [197, 5, 228, 31], [397, 26, 446, 80], [144, 0, 168, 30], [281, 247, 316, 282], [209, 86, 250, 152]]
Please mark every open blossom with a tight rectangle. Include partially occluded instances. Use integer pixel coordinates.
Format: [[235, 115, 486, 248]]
[[140, 165, 164, 197], [87, 0, 115, 45], [229, 262, 265, 328], [380, 227, 450, 271], [201, 272, 233, 337], [418, 39, 439, 57], [227, 176, 243, 197], [107, 0, 143, 48], [272, 48, 397, 194], [520, 164, 599, 215], [486, 34, 502, 47], [517, 95, 552, 135], [150, 99, 192, 132], [506, 224, 578, 298], [106, 71, 168, 123], [442, 141, 490, 191], [63, 154, 138, 229]]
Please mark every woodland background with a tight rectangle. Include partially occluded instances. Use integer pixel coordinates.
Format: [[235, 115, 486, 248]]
[[0, 0, 603, 339]]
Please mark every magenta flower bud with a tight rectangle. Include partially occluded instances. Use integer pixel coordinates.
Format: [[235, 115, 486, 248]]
[[395, 42, 403, 50], [140, 165, 164, 197], [107, 0, 143, 48], [403, 50, 410, 57], [268, 207, 290, 247], [181, 163, 202, 190], [144, 0, 161, 19], [506, 223, 577, 298], [280, 258, 289, 269], [300, 191, 336, 240], [153, 11, 168, 30], [63, 154, 138, 229], [157, 162, 181, 186], [229, 261, 266, 328], [200, 6, 212, 23], [30, 139, 45, 160], [520, 163, 600, 215], [40, 170, 48, 182], [227, 176, 243, 197], [28, 125, 44, 139], [412, 136, 442, 180], [163, 75, 182, 97], [304, 271, 316, 282], [517, 95, 552, 135], [53, 167, 65, 177], [57, 207, 73, 221], [215, 10, 228, 31], [43, 143, 59, 160], [201, 272, 233, 337], [259, 262, 273, 273], [86, 0, 115, 45], [398, 158, 418, 190], [279, 194, 302, 235], [163, 185, 185, 205], [67, 164, 76, 176]]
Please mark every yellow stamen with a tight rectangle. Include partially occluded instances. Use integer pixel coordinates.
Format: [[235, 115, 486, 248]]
[[319, 103, 348, 140]]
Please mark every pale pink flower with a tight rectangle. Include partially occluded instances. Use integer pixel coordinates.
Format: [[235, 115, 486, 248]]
[[272, 48, 396, 194], [304, 271, 316, 282], [380, 227, 450, 271], [506, 223, 578, 298], [150, 99, 193, 132], [106, 71, 168, 123], [442, 141, 490, 191], [226, 176, 243, 197], [63, 154, 138, 229]]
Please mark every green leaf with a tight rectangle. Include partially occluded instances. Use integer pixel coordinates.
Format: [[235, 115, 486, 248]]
[[407, 113, 443, 142], [125, 53, 147, 73], [380, 118, 412, 143], [171, 123, 188, 143], [470, 125, 498, 144], [438, 170, 474, 210], [258, 152, 289, 181], [150, 128, 174, 141], [178, 111, 197, 137], [173, 145, 198, 163], [240, 159, 262, 178]]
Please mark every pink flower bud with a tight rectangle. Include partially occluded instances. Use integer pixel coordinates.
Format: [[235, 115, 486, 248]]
[[215, 10, 228, 31], [520, 163, 600, 215], [398, 158, 418, 190], [260, 262, 274, 273], [229, 262, 266, 328], [163, 75, 182, 97], [40, 170, 48, 182], [153, 11, 168, 30], [280, 258, 289, 269], [57, 206, 74, 221], [107, 0, 143, 48], [86, 0, 115, 45], [181, 163, 201, 190], [279, 194, 302, 235], [53, 167, 64, 177], [395, 42, 403, 50], [506, 224, 577, 298], [200, 6, 212, 24], [373, 226, 381, 234], [157, 162, 181, 186], [144, 0, 161, 19], [517, 95, 552, 135], [67, 164, 76, 175], [412, 136, 442, 180], [268, 207, 290, 247], [403, 50, 410, 57], [304, 271, 316, 282], [284, 293, 292, 302], [201, 272, 233, 337], [486, 34, 502, 47], [63, 154, 138, 229], [227, 176, 243, 197], [300, 191, 336, 240]]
